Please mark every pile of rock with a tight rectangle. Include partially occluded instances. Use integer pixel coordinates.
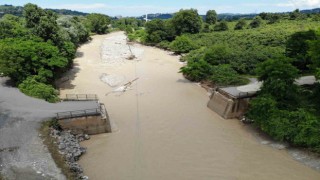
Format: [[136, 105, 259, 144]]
[[50, 129, 90, 180]]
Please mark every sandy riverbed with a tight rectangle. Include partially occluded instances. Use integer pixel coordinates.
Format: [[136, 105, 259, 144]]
[[59, 31, 320, 180]]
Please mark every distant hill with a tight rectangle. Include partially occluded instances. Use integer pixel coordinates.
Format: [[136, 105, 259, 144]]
[[45, 8, 88, 16], [137, 13, 257, 21], [0, 4, 88, 18], [137, 8, 320, 21], [301, 8, 320, 14], [137, 13, 174, 20], [0, 4, 23, 17]]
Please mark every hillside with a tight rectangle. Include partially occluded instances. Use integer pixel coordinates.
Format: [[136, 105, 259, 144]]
[[136, 8, 320, 21], [137, 13, 257, 20]]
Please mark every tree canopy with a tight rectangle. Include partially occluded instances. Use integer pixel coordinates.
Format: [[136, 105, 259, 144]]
[[205, 10, 217, 25], [0, 38, 67, 84], [85, 13, 111, 34], [171, 9, 202, 35]]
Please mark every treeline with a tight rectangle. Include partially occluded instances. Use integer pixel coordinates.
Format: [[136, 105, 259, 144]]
[[0, 4, 88, 18], [0, 3, 111, 102], [127, 9, 319, 85], [125, 8, 320, 152]]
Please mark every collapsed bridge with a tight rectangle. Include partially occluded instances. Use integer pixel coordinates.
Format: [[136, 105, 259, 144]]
[[56, 94, 112, 135]]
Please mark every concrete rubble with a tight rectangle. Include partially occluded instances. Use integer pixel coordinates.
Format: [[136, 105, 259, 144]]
[[50, 128, 90, 180]]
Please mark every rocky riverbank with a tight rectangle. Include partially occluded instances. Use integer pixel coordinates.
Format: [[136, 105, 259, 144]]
[[47, 127, 90, 180]]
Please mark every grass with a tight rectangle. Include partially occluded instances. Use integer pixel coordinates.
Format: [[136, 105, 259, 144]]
[[39, 120, 76, 180]]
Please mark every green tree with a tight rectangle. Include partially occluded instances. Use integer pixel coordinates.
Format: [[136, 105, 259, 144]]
[[205, 10, 217, 25], [249, 16, 263, 28], [23, 3, 45, 28], [259, 12, 269, 20], [247, 94, 278, 130], [214, 20, 229, 31], [204, 44, 232, 65], [234, 19, 247, 30], [256, 57, 299, 107], [172, 9, 202, 35], [268, 14, 281, 24], [145, 19, 175, 43], [210, 64, 248, 86], [0, 38, 68, 84], [290, 9, 301, 20], [286, 30, 318, 71], [307, 30, 320, 69], [0, 14, 28, 39], [57, 16, 90, 45], [86, 13, 110, 34], [34, 11, 60, 43], [145, 19, 167, 43]]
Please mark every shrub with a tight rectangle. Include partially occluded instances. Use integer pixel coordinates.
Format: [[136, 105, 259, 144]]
[[169, 35, 197, 54], [234, 19, 247, 30], [180, 59, 212, 81], [158, 40, 171, 50], [210, 65, 249, 86], [127, 29, 147, 43], [250, 16, 263, 28], [180, 47, 206, 62], [125, 26, 133, 34], [18, 76, 59, 103], [203, 44, 232, 65], [214, 20, 228, 31]]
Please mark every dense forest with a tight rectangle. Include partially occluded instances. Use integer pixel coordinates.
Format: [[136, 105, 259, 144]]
[[0, 3, 111, 102], [126, 9, 320, 152]]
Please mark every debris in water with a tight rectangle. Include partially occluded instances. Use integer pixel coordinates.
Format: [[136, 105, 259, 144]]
[[106, 78, 139, 96], [126, 55, 136, 60], [100, 74, 125, 87]]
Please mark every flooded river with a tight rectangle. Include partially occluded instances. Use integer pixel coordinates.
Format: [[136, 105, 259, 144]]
[[60, 32, 320, 180]]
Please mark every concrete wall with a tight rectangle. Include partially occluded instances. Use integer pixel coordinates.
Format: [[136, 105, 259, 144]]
[[58, 115, 111, 135], [207, 91, 248, 119]]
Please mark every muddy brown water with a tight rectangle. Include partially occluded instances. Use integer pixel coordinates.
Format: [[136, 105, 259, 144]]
[[59, 32, 320, 180]]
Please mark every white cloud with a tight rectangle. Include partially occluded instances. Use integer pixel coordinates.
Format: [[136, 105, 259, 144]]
[[277, 0, 320, 8]]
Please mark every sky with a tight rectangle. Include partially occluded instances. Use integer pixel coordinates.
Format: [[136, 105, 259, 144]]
[[4, 0, 320, 16]]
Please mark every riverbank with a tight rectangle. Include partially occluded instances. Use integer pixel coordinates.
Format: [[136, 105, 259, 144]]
[[0, 77, 99, 179], [60, 31, 320, 180], [39, 120, 77, 179]]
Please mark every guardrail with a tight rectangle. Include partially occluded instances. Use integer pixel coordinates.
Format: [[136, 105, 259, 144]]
[[63, 94, 98, 101], [56, 108, 101, 120]]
